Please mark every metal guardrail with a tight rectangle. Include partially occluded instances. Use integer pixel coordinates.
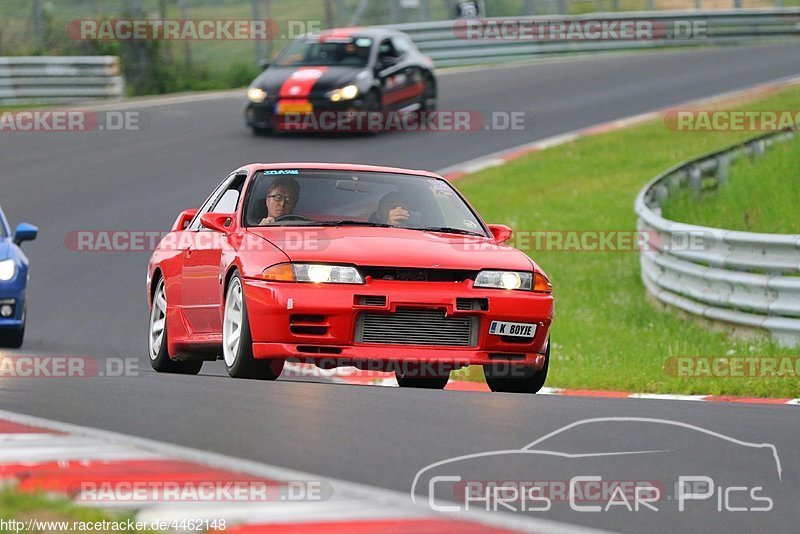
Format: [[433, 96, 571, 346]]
[[0, 56, 124, 104], [384, 9, 800, 67], [635, 130, 800, 346]]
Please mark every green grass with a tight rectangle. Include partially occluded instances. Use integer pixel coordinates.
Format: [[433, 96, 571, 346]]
[[662, 135, 800, 233], [0, 489, 161, 533], [451, 85, 800, 398]]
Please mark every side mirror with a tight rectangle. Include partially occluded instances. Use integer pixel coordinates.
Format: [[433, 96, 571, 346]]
[[172, 208, 198, 231], [13, 223, 38, 245], [200, 212, 235, 234], [488, 224, 512, 244], [258, 59, 270, 70]]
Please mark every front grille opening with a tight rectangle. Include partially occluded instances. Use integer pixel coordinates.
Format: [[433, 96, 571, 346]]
[[456, 298, 489, 311], [356, 308, 476, 347], [290, 325, 327, 335], [361, 267, 476, 283], [488, 353, 526, 361], [500, 335, 534, 344], [297, 346, 342, 354], [290, 314, 328, 335], [290, 314, 325, 323], [355, 295, 387, 307]]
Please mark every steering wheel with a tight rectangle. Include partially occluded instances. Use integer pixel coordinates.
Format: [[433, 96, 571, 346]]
[[273, 214, 310, 222]]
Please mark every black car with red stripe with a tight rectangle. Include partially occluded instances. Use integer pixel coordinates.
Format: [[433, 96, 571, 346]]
[[244, 28, 437, 134]]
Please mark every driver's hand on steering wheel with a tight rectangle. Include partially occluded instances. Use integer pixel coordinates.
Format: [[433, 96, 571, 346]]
[[259, 216, 275, 224]]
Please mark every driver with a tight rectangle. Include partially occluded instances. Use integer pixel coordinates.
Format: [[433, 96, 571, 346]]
[[260, 176, 300, 224]]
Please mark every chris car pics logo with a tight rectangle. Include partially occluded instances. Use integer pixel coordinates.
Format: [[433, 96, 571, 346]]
[[411, 417, 782, 515]]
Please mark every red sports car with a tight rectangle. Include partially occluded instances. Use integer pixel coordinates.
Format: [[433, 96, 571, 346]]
[[147, 163, 553, 393]]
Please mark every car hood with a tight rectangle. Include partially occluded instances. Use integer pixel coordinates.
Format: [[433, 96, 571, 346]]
[[253, 66, 364, 97], [246, 226, 534, 271]]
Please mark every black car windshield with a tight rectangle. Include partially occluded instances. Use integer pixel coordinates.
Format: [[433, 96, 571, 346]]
[[244, 169, 487, 236], [274, 36, 372, 68]]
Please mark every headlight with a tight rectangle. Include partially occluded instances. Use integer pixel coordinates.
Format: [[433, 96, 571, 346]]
[[329, 84, 359, 102], [475, 270, 533, 291], [0, 259, 16, 281], [247, 87, 267, 103], [262, 263, 364, 284]]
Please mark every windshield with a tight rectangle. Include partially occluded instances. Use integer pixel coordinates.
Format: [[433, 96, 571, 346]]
[[0, 209, 7, 239], [274, 37, 372, 68], [244, 170, 487, 236]]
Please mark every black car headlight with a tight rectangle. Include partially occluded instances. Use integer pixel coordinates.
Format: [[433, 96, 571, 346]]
[[328, 85, 359, 102], [247, 87, 267, 103]]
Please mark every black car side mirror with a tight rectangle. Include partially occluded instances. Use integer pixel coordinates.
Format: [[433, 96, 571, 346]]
[[258, 59, 270, 70]]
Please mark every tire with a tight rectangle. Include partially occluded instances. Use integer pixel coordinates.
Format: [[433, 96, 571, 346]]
[[420, 75, 437, 112], [395, 363, 449, 390], [148, 277, 203, 375], [484, 341, 550, 394], [223, 273, 283, 380], [0, 324, 24, 349], [363, 91, 384, 134]]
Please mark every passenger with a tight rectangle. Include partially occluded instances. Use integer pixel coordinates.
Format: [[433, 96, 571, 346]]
[[370, 192, 411, 226]]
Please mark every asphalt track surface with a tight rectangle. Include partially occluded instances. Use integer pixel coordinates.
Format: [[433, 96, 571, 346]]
[[1, 43, 799, 533]]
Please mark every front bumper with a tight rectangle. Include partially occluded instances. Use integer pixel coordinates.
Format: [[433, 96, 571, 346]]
[[245, 97, 370, 131], [0, 281, 26, 329], [242, 278, 553, 368]]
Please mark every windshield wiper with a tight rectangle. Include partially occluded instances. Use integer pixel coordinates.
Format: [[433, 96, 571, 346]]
[[418, 226, 486, 237], [314, 220, 395, 228]]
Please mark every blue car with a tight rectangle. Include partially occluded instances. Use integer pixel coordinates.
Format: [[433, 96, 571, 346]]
[[0, 206, 37, 348]]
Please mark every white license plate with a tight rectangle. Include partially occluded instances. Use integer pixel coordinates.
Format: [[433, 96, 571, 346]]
[[489, 321, 537, 338]]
